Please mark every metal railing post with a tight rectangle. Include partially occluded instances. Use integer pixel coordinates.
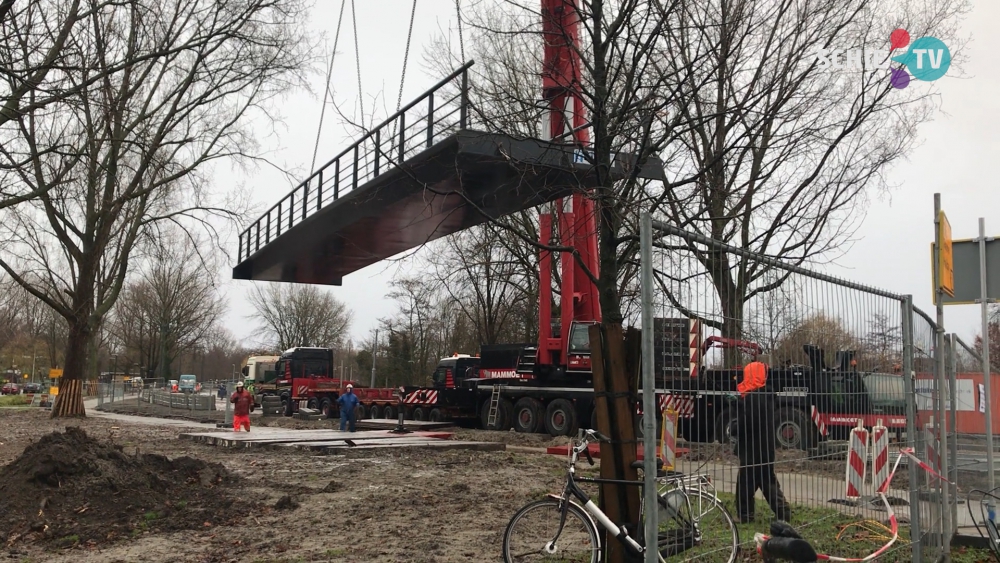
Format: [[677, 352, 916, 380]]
[[353, 145, 359, 192], [302, 181, 308, 220], [426, 93, 434, 148], [374, 129, 381, 177], [460, 69, 469, 129], [902, 295, 923, 563], [317, 169, 323, 210], [334, 159, 340, 200], [256, 222, 260, 250], [398, 112, 406, 162], [289, 193, 295, 228]]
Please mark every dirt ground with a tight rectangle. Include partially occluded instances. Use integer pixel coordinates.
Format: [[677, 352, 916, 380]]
[[0, 405, 956, 562], [0, 408, 583, 563]]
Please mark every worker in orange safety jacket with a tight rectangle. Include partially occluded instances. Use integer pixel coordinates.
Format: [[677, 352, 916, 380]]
[[733, 354, 789, 523]]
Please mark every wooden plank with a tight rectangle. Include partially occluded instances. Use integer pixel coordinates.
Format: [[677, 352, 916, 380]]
[[319, 441, 504, 452], [178, 429, 454, 448], [354, 419, 453, 430]]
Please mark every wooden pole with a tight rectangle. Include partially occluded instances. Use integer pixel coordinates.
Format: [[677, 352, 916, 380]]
[[591, 323, 642, 562]]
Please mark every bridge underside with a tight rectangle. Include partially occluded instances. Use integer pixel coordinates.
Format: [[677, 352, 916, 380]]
[[233, 130, 662, 286]]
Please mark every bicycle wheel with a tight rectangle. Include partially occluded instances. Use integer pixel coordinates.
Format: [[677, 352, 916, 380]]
[[502, 498, 601, 563], [647, 488, 738, 563]]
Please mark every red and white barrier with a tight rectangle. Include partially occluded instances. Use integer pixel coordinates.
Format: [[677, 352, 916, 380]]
[[924, 418, 940, 488], [845, 419, 869, 500], [660, 406, 679, 470], [658, 394, 694, 419], [810, 404, 828, 437], [871, 420, 889, 493]]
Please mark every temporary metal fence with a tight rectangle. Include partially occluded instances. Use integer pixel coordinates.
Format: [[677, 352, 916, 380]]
[[639, 214, 957, 563]]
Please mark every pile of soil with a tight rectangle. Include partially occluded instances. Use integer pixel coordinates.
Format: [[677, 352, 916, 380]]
[[0, 427, 248, 548]]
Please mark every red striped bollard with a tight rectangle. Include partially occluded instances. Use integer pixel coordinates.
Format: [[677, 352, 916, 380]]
[[845, 419, 869, 500], [810, 405, 828, 438], [660, 406, 678, 471], [871, 420, 890, 493]]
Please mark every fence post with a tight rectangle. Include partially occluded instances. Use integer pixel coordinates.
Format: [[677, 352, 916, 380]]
[[639, 212, 657, 563], [902, 295, 923, 563], [948, 334, 959, 537], [935, 323, 952, 558]]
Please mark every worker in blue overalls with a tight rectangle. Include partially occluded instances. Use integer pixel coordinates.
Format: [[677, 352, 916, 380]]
[[338, 384, 359, 432]]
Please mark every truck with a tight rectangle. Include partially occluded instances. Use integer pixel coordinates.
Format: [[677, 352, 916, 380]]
[[253, 347, 357, 418], [178, 374, 198, 394], [373, 318, 906, 450]]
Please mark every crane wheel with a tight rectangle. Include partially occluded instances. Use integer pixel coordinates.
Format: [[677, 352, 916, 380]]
[[307, 398, 319, 410], [429, 408, 444, 422], [775, 408, 815, 450], [321, 398, 335, 419], [512, 398, 544, 433], [480, 398, 512, 431], [283, 395, 294, 417], [356, 404, 367, 420], [412, 407, 428, 421], [383, 405, 397, 420], [544, 398, 579, 437], [369, 405, 382, 419]]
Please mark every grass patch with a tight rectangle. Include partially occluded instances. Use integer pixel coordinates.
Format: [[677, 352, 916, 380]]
[[143, 511, 159, 521], [325, 548, 347, 558], [56, 534, 79, 547], [703, 492, 992, 563], [0, 395, 31, 407]]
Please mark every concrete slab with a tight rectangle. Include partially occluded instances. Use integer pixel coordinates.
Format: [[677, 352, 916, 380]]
[[355, 419, 453, 431]]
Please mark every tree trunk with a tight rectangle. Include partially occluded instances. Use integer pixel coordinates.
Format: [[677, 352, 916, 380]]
[[51, 317, 91, 417]]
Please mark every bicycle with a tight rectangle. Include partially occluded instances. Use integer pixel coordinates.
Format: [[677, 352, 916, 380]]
[[501, 429, 739, 562]]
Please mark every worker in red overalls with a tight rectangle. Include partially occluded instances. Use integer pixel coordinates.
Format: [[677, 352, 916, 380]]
[[231, 381, 253, 432], [734, 354, 789, 523]]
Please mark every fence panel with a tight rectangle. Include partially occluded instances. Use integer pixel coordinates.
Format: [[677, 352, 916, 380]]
[[641, 218, 930, 562]]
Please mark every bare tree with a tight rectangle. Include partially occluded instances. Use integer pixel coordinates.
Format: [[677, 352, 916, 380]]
[[427, 221, 538, 346], [0, 0, 312, 416], [107, 232, 226, 380], [657, 0, 968, 343], [248, 283, 352, 351]]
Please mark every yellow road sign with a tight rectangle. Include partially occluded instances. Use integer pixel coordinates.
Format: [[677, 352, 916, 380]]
[[938, 210, 954, 297], [49, 369, 63, 378]]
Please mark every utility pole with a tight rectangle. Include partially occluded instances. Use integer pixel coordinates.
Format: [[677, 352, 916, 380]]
[[370, 329, 378, 388]]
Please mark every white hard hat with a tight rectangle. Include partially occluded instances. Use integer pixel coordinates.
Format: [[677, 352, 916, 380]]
[[346, 384, 353, 389], [236, 381, 244, 387]]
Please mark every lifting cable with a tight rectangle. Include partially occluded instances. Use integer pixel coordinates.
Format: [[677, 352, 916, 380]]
[[455, 0, 465, 63], [350, 0, 365, 131], [395, 0, 418, 113], [310, 0, 348, 173]]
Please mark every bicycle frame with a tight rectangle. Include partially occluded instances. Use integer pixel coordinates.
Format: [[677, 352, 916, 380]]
[[543, 431, 708, 562]]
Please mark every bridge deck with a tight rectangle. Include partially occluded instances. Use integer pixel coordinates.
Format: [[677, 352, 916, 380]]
[[234, 131, 660, 285], [233, 63, 662, 286]]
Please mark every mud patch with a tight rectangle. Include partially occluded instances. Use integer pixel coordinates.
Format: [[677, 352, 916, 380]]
[[0, 427, 249, 548]]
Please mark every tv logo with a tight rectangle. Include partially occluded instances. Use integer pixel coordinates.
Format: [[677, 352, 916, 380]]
[[809, 29, 951, 89]]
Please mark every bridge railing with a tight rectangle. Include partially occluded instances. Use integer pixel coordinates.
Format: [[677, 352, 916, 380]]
[[238, 61, 474, 263]]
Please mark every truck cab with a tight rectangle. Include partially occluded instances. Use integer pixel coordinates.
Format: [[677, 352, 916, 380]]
[[431, 355, 481, 389], [178, 374, 197, 393]]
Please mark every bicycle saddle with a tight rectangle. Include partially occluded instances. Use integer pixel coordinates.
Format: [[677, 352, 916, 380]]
[[630, 459, 675, 478]]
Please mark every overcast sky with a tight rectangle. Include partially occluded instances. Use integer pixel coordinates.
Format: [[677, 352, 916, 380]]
[[216, 1, 999, 351]]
